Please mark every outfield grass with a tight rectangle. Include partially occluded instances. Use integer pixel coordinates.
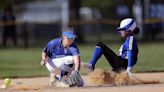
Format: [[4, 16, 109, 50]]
[[0, 42, 164, 78], [0, 48, 47, 78]]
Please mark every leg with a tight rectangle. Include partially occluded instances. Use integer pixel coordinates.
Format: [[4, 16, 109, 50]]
[[46, 58, 60, 74], [84, 42, 117, 71], [45, 56, 74, 86], [45, 58, 59, 86], [97, 43, 128, 71], [52, 56, 74, 80], [89, 45, 103, 66], [49, 73, 56, 86], [97, 42, 118, 62], [112, 56, 128, 72], [52, 56, 81, 87], [94, 42, 120, 69], [82, 43, 103, 71]]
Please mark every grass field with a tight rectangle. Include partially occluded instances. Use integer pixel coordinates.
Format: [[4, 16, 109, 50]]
[[0, 42, 164, 78]]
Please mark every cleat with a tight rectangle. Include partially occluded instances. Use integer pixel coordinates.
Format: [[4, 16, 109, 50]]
[[49, 73, 56, 86], [56, 81, 70, 87], [81, 62, 95, 72]]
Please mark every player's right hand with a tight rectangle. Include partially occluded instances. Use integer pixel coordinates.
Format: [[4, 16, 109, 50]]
[[126, 67, 133, 76], [40, 60, 46, 66], [126, 70, 132, 76]]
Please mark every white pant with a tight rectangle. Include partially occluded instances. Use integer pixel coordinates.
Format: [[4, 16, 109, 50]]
[[46, 56, 74, 73], [45, 56, 84, 87]]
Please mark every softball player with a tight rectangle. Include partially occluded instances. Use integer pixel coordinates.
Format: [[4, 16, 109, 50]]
[[41, 28, 83, 87], [83, 18, 139, 76]]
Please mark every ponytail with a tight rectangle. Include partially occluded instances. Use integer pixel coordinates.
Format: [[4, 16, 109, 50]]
[[130, 27, 140, 35]]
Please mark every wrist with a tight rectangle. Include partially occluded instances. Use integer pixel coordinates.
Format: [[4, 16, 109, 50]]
[[74, 68, 79, 71], [42, 58, 46, 61], [42, 58, 47, 62], [40, 60, 46, 66]]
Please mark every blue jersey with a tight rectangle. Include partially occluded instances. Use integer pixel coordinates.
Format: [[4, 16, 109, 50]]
[[43, 38, 79, 58], [119, 36, 138, 67]]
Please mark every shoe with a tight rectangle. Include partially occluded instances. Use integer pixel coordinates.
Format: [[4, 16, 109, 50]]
[[56, 81, 70, 87], [49, 73, 56, 86], [81, 62, 95, 71]]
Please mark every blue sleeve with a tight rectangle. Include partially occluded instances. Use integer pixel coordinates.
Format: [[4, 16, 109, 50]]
[[43, 45, 48, 53], [70, 47, 79, 56], [43, 42, 52, 56], [68, 43, 80, 56], [69, 44, 80, 56], [127, 50, 133, 67]]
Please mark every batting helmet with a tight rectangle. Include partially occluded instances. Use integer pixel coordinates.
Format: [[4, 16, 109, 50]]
[[117, 18, 139, 35]]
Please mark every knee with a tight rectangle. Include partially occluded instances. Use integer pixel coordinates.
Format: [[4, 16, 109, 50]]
[[46, 62, 55, 73], [96, 42, 105, 48], [61, 63, 74, 73]]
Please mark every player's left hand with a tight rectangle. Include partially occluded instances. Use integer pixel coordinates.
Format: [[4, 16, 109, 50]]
[[68, 70, 82, 87]]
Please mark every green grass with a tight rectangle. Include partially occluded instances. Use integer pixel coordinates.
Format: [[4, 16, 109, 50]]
[[134, 42, 164, 72], [0, 48, 48, 78], [0, 42, 164, 78]]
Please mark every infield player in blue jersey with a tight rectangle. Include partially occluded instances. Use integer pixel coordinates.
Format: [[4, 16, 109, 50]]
[[83, 18, 139, 76], [40, 28, 84, 87]]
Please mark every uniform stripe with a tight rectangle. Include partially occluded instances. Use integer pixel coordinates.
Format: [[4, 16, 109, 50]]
[[119, 45, 123, 56], [129, 22, 136, 31], [123, 20, 134, 30], [125, 54, 128, 59], [129, 36, 133, 50]]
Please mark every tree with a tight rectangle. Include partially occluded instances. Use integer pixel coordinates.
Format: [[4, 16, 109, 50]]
[[69, 0, 84, 43]]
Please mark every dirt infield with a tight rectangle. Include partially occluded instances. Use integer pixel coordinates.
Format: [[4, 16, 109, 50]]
[[0, 72, 164, 92]]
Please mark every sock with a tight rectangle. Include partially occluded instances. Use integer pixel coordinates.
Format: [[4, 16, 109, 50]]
[[57, 70, 68, 81], [89, 46, 103, 66]]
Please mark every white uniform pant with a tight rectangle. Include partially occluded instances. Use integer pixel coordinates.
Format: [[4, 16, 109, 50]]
[[45, 56, 74, 73], [45, 56, 84, 87]]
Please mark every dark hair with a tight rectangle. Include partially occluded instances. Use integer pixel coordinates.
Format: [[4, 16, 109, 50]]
[[130, 27, 140, 35]]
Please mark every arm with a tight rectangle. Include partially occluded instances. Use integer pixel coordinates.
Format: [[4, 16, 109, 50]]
[[126, 50, 133, 75], [41, 43, 50, 66], [68, 55, 83, 87], [70, 44, 80, 71], [73, 55, 81, 71], [126, 36, 135, 75], [41, 51, 48, 66]]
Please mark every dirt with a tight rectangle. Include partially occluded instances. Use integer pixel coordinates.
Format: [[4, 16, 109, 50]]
[[0, 72, 164, 92]]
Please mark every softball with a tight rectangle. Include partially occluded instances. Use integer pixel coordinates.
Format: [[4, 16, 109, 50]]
[[4, 78, 11, 86]]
